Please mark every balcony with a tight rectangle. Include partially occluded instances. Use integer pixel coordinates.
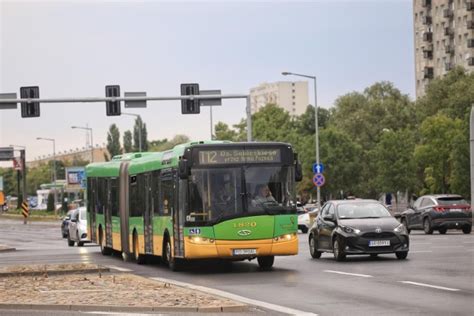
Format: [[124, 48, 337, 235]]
[[443, 9, 453, 18], [444, 27, 454, 38], [423, 32, 433, 42], [445, 63, 453, 71], [467, 20, 474, 30], [445, 45, 454, 54], [422, 0, 431, 7], [422, 16, 432, 25], [424, 67, 434, 79], [468, 57, 474, 66]]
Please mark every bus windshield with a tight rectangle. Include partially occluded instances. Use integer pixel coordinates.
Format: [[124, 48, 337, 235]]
[[186, 166, 296, 224]]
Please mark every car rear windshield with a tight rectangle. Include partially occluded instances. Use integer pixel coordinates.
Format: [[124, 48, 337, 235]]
[[437, 197, 468, 206]]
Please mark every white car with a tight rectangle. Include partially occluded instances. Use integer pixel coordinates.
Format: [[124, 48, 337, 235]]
[[298, 209, 310, 233], [67, 207, 89, 247]]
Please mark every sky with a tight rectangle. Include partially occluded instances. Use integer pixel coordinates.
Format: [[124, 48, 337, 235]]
[[0, 0, 414, 164]]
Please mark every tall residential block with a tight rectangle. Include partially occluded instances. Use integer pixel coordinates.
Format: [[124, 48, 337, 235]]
[[414, 0, 474, 97], [250, 81, 309, 115]]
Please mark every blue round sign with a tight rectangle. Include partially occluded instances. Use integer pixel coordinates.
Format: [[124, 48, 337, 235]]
[[312, 173, 325, 187], [312, 163, 324, 174]]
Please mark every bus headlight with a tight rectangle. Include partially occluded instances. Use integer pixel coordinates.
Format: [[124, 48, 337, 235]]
[[188, 236, 215, 244], [273, 233, 297, 242]]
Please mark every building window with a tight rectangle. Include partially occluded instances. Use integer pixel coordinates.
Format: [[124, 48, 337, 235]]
[[292, 82, 295, 86], [292, 89, 295, 93], [292, 96, 295, 99], [292, 102, 295, 106]]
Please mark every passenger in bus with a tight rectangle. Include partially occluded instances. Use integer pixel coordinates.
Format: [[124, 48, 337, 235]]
[[212, 185, 235, 217], [252, 184, 277, 206]]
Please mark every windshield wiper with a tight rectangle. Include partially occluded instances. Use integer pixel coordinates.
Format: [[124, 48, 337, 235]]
[[357, 216, 381, 219]]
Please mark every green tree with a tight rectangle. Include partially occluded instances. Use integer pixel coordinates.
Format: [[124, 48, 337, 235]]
[[149, 135, 190, 152], [106, 124, 121, 158], [133, 117, 149, 152], [414, 114, 463, 194], [214, 122, 238, 141], [123, 130, 133, 153]]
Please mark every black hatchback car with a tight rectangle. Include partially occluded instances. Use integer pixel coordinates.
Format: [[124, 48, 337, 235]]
[[308, 199, 409, 261], [400, 195, 472, 234]]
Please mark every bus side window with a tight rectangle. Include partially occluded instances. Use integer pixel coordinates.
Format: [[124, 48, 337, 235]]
[[152, 171, 160, 216], [161, 177, 174, 216]]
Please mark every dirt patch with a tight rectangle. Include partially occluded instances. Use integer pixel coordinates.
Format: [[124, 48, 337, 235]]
[[0, 264, 245, 310]]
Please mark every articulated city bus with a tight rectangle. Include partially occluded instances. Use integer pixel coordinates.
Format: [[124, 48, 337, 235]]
[[86, 141, 302, 270]]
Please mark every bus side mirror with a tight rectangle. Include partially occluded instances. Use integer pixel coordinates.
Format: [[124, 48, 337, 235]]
[[295, 161, 303, 182], [178, 159, 189, 179]]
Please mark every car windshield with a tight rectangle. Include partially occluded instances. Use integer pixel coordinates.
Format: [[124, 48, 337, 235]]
[[186, 166, 296, 224], [437, 197, 468, 205], [337, 202, 391, 219]]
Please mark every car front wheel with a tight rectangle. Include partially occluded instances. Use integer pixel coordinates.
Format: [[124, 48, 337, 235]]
[[67, 234, 74, 247], [438, 228, 447, 234], [309, 234, 322, 259], [396, 252, 408, 260], [333, 236, 346, 262], [462, 226, 472, 234]]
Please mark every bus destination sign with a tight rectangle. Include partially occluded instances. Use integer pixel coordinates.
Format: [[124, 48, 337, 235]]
[[198, 149, 281, 165]]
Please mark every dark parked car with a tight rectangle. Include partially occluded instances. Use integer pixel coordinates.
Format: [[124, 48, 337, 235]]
[[400, 195, 472, 235], [308, 199, 409, 261], [61, 210, 74, 238]]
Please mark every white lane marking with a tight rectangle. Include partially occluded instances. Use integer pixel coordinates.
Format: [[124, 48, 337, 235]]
[[324, 270, 373, 278], [150, 277, 317, 316], [409, 250, 433, 253], [107, 265, 133, 272], [399, 281, 460, 292], [84, 313, 160, 316]]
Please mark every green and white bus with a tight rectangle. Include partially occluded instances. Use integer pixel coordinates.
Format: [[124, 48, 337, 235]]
[[86, 141, 302, 270]]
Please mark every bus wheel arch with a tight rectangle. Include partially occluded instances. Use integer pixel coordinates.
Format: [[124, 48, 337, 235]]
[[99, 225, 112, 255]]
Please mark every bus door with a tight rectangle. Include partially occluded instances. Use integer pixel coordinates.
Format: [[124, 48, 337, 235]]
[[161, 170, 183, 257], [144, 173, 153, 254], [88, 178, 97, 243], [105, 178, 113, 247], [119, 162, 130, 254]]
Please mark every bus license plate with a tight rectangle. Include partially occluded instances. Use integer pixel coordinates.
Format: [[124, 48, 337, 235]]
[[233, 249, 257, 256], [369, 240, 390, 247]]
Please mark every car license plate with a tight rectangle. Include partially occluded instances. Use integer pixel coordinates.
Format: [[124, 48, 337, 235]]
[[369, 240, 390, 247], [232, 249, 257, 256], [450, 208, 461, 212]]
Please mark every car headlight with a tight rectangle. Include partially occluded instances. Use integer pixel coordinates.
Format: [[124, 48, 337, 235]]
[[394, 224, 407, 234], [339, 225, 361, 234], [188, 236, 215, 244]]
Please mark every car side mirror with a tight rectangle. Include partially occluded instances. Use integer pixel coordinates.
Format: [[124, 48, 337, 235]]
[[178, 159, 189, 180], [71, 219, 77, 223]]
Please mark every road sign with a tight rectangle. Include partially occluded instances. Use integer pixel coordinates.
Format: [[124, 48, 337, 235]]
[[313, 163, 324, 174], [124, 91, 147, 108], [313, 173, 325, 187], [0, 93, 18, 110], [200, 90, 222, 106], [13, 157, 22, 170], [0, 147, 14, 161], [21, 201, 29, 218]]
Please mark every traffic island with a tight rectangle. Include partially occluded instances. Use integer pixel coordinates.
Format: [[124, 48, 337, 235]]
[[0, 263, 248, 313]]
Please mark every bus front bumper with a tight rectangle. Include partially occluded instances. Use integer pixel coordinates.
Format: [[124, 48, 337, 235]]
[[184, 234, 298, 259]]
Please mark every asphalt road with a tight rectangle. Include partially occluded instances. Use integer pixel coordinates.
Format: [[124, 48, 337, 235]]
[[1, 218, 473, 315]]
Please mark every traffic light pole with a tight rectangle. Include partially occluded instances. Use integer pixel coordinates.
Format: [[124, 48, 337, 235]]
[[0, 94, 253, 142]]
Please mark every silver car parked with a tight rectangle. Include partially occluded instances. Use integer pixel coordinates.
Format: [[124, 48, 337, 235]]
[[67, 207, 89, 247]]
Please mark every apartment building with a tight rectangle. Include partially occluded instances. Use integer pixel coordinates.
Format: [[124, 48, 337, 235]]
[[414, 0, 474, 97], [250, 81, 309, 116]]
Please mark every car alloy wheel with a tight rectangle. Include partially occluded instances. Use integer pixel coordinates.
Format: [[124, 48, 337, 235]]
[[309, 235, 322, 259], [333, 237, 346, 261], [462, 225, 472, 234], [438, 228, 447, 234]]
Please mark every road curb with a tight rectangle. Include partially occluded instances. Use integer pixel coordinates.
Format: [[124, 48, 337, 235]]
[[0, 267, 110, 278], [0, 303, 246, 313], [150, 277, 317, 315]]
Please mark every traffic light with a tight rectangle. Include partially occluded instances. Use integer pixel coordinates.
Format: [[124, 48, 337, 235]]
[[20, 86, 40, 118], [180, 83, 200, 114], [105, 85, 121, 116]]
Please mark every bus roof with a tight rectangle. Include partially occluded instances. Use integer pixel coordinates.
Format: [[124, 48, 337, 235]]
[[85, 140, 231, 177]]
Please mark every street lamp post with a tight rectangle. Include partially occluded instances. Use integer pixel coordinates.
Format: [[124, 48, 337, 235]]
[[122, 112, 142, 152], [282, 71, 320, 210], [71, 125, 94, 162], [36, 137, 57, 209]]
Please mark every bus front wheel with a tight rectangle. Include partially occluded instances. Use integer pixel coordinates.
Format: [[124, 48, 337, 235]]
[[257, 256, 274, 271], [99, 228, 112, 256], [163, 237, 182, 271], [133, 232, 146, 265]]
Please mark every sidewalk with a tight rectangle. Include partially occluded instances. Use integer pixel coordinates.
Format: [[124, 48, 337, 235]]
[[0, 263, 248, 313]]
